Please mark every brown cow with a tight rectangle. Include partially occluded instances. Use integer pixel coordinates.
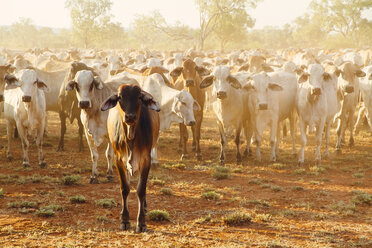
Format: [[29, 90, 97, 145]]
[[170, 59, 209, 161], [101, 84, 160, 233]]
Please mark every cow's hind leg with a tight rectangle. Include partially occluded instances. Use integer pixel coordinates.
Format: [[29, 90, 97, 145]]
[[235, 124, 242, 164], [180, 124, 189, 160], [57, 111, 66, 151], [85, 130, 99, 184], [6, 121, 14, 161], [116, 158, 131, 231], [17, 124, 30, 167], [298, 119, 307, 166], [136, 155, 151, 233], [217, 121, 226, 165], [36, 123, 46, 168], [77, 118, 84, 152]]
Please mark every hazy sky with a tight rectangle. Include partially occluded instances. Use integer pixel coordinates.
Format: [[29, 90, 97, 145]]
[[0, 0, 312, 29]]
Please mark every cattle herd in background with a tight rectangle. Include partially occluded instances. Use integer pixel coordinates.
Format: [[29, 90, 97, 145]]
[[0, 47, 371, 232]]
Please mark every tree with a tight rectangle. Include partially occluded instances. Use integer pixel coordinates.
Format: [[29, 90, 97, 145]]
[[10, 18, 38, 48], [195, 0, 260, 50], [65, 0, 113, 48], [308, 0, 372, 45]]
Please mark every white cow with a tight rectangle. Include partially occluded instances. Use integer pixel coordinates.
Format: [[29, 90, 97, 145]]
[[334, 62, 366, 151], [65, 70, 125, 184], [142, 73, 200, 164], [243, 72, 292, 162], [296, 64, 337, 165], [4, 69, 48, 167], [200, 66, 244, 164], [354, 65, 372, 134]]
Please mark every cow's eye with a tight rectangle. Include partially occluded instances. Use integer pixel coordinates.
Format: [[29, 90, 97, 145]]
[[75, 84, 80, 92], [89, 83, 94, 92]]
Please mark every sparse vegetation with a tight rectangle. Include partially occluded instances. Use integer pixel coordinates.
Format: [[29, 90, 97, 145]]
[[151, 178, 165, 186], [70, 195, 87, 204], [201, 190, 221, 200], [0, 188, 3, 198], [223, 211, 252, 226], [61, 175, 80, 185], [159, 188, 173, 195], [95, 199, 116, 208], [352, 191, 372, 205], [147, 210, 170, 221], [212, 166, 230, 180]]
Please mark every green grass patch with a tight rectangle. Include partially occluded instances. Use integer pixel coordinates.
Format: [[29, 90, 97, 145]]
[[147, 209, 170, 221], [212, 166, 230, 180], [159, 188, 173, 195], [70, 195, 87, 204], [201, 191, 221, 200], [151, 178, 165, 186], [269, 163, 287, 170], [8, 201, 37, 209], [352, 172, 365, 178], [352, 191, 372, 205], [194, 214, 212, 224], [223, 212, 252, 226], [95, 198, 116, 208], [293, 168, 306, 175], [61, 175, 80, 185]]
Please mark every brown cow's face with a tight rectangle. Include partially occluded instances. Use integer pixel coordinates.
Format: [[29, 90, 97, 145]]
[[101, 85, 160, 140], [170, 59, 210, 87]]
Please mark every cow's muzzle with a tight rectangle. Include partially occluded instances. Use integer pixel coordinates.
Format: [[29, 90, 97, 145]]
[[79, 101, 90, 109], [0, 95, 4, 102], [22, 96, 31, 102], [345, 85, 354, 93], [217, 91, 227, 99], [186, 80, 195, 87], [259, 103, 268, 110], [311, 88, 321, 96], [125, 113, 136, 124]]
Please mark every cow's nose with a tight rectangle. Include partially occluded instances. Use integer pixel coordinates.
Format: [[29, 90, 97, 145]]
[[345, 85, 354, 93], [125, 113, 136, 124], [259, 103, 268, 110], [79, 101, 90, 109], [0, 95, 4, 102], [187, 121, 196, 126], [22, 96, 31, 102], [217, 91, 227, 99], [312, 88, 321, 95], [186, 80, 194, 87]]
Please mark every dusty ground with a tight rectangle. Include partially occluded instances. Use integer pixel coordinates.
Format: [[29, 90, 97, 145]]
[[0, 111, 371, 248]]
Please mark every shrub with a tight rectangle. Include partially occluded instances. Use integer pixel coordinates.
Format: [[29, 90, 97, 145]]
[[70, 195, 87, 204], [201, 191, 221, 200], [223, 212, 252, 226], [95, 199, 116, 208], [159, 188, 173, 195], [61, 175, 80, 185], [147, 210, 170, 221]]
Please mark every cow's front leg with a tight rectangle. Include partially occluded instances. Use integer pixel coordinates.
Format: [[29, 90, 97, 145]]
[[6, 121, 14, 161], [116, 158, 131, 231], [243, 119, 253, 158], [298, 119, 307, 166], [17, 124, 30, 167], [354, 105, 365, 135], [179, 124, 189, 160], [335, 117, 344, 153], [77, 118, 84, 152], [324, 122, 331, 159], [314, 119, 325, 165], [85, 130, 99, 184], [105, 143, 114, 182], [194, 112, 203, 161], [217, 121, 226, 165], [136, 155, 151, 233], [57, 111, 66, 152], [348, 111, 355, 147], [270, 121, 278, 162], [36, 123, 46, 168]]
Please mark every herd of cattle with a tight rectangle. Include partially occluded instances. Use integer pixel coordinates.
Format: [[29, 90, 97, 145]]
[[0, 47, 371, 232]]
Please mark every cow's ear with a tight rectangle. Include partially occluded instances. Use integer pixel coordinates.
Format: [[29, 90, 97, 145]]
[[6, 64, 16, 73], [262, 63, 274, 72], [140, 91, 160, 112], [227, 75, 241, 89], [243, 82, 253, 91], [101, 94, 119, 111], [35, 79, 49, 92], [323, 72, 332, 81], [193, 100, 201, 111], [200, 75, 214, 89], [4, 74, 20, 89], [167, 58, 175, 65], [334, 68, 341, 77], [356, 69, 366, 77], [268, 83, 283, 91], [170, 67, 183, 78], [66, 80, 77, 91], [369, 73, 372, 80], [93, 76, 104, 90], [298, 73, 309, 84], [238, 63, 249, 72], [195, 66, 210, 76]]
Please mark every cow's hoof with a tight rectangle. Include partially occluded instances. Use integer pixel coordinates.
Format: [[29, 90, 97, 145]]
[[297, 161, 304, 166], [23, 162, 30, 168], [39, 162, 47, 168], [120, 222, 131, 231], [106, 175, 114, 182], [7, 155, 13, 161], [181, 154, 189, 161], [270, 156, 276, 162], [89, 176, 99, 184], [196, 153, 202, 161], [219, 160, 225, 166], [335, 148, 342, 154], [136, 224, 147, 233]]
